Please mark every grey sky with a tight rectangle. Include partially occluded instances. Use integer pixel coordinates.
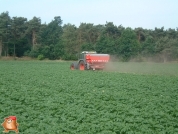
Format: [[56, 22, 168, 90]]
[[0, 0, 177, 29]]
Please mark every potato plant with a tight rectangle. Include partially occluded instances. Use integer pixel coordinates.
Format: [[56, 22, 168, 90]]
[[0, 61, 178, 133]]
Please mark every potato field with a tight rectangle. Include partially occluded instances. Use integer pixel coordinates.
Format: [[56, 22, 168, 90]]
[[0, 61, 178, 134]]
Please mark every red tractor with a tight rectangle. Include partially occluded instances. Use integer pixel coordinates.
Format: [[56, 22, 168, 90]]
[[70, 51, 110, 70]]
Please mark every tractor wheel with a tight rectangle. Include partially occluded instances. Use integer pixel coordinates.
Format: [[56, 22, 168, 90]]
[[70, 63, 77, 70], [78, 61, 86, 70]]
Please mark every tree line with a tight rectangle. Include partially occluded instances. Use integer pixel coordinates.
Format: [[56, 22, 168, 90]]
[[0, 11, 178, 61]]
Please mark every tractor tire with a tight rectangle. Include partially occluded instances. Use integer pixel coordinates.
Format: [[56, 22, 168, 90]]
[[70, 63, 78, 70], [78, 61, 86, 70]]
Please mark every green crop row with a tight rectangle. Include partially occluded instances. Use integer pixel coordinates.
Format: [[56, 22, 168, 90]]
[[0, 61, 178, 133]]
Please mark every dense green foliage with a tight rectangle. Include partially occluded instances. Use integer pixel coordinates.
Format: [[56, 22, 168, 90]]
[[0, 61, 178, 133], [0, 11, 178, 61]]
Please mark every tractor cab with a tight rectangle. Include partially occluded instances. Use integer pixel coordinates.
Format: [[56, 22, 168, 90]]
[[79, 51, 97, 60]]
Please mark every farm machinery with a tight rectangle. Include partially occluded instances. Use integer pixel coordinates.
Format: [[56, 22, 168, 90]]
[[70, 51, 110, 70]]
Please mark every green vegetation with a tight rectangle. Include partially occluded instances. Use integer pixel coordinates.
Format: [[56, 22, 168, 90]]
[[0, 61, 178, 133], [0, 12, 178, 61]]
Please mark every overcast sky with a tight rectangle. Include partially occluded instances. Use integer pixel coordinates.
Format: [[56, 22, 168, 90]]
[[0, 0, 177, 29]]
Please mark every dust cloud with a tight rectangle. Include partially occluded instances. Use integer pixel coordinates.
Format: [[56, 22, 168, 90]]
[[103, 56, 178, 75]]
